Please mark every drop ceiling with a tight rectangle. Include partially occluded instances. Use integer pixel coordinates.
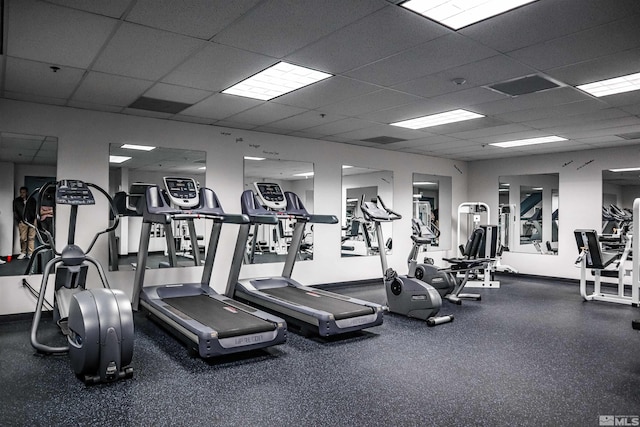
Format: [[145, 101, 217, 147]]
[[1, 0, 640, 161]]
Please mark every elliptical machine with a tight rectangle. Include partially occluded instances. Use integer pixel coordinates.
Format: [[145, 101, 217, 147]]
[[409, 219, 457, 299], [360, 196, 453, 326], [29, 180, 134, 384]]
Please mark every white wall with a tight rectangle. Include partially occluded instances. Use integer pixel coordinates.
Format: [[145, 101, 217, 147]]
[[0, 99, 467, 315], [0, 162, 15, 257], [468, 146, 640, 279]]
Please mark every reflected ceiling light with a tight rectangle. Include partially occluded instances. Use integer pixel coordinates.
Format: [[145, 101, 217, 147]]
[[222, 62, 332, 101], [244, 156, 266, 161], [342, 165, 353, 169], [490, 135, 566, 148], [109, 155, 131, 164], [346, 198, 359, 202], [121, 144, 155, 151], [293, 171, 314, 177], [391, 109, 484, 129], [400, 0, 538, 30], [499, 189, 509, 192], [577, 71, 640, 97], [532, 187, 543, 190], [198, 166, 206, 170], [413, 181, 437, 185], [609, 167, 640, 172], [413, 194, 422, 198]]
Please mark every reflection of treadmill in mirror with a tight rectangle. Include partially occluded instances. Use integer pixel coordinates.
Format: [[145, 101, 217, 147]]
[[132, 177, 287, 358], [226, 182, 384, 337]]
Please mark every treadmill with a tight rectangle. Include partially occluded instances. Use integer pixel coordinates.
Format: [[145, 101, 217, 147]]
[[225, 182, 384, 337], [132, 177, 287, 358]]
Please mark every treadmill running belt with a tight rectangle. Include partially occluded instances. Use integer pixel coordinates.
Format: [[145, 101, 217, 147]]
[[162, 295, 276, 339], [262, 287, 374, 320]]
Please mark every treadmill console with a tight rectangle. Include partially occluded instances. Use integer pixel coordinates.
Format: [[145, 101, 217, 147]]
[[253, 182, 286, 210], [56, 180, 95, 205], [163, 177, 199, 209]]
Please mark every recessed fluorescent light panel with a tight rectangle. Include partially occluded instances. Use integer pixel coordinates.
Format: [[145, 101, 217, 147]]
[[490, 136, 567, 148], [293, 172, 315, 177], [577, 72, 640, 97], [109, 155, 131, 164], [222, 62, 332, 101], [244, 156, 266, 161], [609, 167, 640, 172], [400, 0, 538, 30], [390, 109, 484, 129], [413, 181, 437, 185], [121, 144, 155, 151]]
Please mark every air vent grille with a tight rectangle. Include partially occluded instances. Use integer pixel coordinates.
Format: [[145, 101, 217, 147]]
[[361, 136, 407, 144], [128, 97, 192, 114], [488, 75, 560, 96], [616, 131, 640, 140]]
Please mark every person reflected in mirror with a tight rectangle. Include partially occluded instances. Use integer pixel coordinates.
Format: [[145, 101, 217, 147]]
[[13, 186, 36, 260]]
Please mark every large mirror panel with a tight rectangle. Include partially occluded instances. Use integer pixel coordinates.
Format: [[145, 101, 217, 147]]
[[412, 173, 451, 251], [341, 166, 394, 257], [602, 168, 639, 234], [0, 132, 58, 276], [108, 144, 206, 271], [244, 158, 314, 264], [499, 173, 559, 255]]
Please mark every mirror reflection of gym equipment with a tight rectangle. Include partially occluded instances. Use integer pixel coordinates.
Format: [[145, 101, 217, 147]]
[[341, 166, 393, 257], [243, 158, 314, 264], [108, 144, 207, 271], [499, 174, 559, 255]]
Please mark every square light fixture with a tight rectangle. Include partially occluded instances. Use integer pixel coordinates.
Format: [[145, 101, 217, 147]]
[[490, 136, 566, 148], [400, 0, 538, 30], [609, 167, 640, 172], [391, 109, 484, 129], [222, 62, 332, 101], [244, 156, 266, 161], [109, 155, 131, 164], [293, 172, 314, 177], [577, 72, 640, 97], [121, 144, 156, 151]]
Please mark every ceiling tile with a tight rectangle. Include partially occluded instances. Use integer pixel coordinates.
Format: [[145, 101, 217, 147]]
[[72, 72, 153, 106], [142, 83, 212, 104], [344, 33, 498, 87], [384, 135, 459, 149], [7, 0, 117, 68], [521, 108, 631, 129], [358, 99, 457, 124], [67, 100, 124, 113], [169, 115, 216, 125], [319, 89, 423, 117], [546, 47, 640, 86], [273, 77, 380, 109], [179, 93, 262, 120], [432, 117, 510, 136], [447, 124, 535, 140], [620, 103, 640, 116], [3, 91, 67, 106], [266, 111, 346, 131], [599, 91, 640, 108], [92, 23, 204, 80], [331, 124, 427, 141], [472, 87, 591, 116], [508, 15, 640, 70], [44, 0, 132, 18], [225, 103, 308, 127], [213, 1, 385, 58], [285, 5, 448, 74], [213, 121, 257, 131], [126, 0, 261, 39], [429, 87, 508, 108], [5, 57, 85, 99], [460, 0, 633, 52], [162, 43, 275, 92], [304, 118, 376, 136], [494, 99, 607, 123], [120, 108, 173, 119]]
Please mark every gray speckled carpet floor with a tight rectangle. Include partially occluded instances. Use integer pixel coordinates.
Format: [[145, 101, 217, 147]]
[[1, 275, 638, 426]]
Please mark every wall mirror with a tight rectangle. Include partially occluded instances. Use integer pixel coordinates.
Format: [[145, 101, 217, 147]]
[[108, 144, 206, 271], [341, 166, 393, 257], [499, 173, 559, 255], [243, 158, 314, 264], [0, 132, 58, 277], [602, 168, 640, 234], [412, 173, 451, 251]]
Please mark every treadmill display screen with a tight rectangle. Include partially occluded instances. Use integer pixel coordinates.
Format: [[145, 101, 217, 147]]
[[256, 183, 284, 201], [164, 177, 198, 208], [56, 180, 95, 205]]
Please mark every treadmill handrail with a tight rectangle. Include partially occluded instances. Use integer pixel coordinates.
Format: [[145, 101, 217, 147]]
[[307, 214, 339, 224], [170, 212, 249, 224]]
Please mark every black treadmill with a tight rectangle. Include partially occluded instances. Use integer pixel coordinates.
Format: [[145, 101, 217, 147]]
[[132, 177, 287, 357], [225, 183, 384, 337]]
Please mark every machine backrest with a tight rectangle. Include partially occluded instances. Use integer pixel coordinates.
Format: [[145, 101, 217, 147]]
[[478, 225, 498, 258], [574, 229, 617, 269], [460, 228, 485, 259], [196, 187, 225, 215]]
